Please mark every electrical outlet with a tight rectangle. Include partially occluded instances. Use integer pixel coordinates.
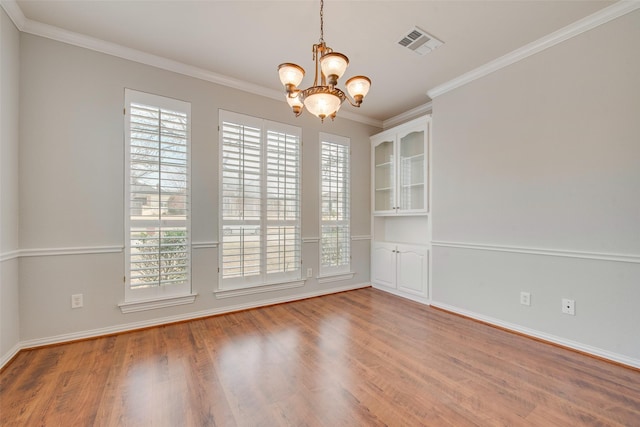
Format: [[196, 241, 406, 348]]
[[71, 294, 83, 309], [562, 298, 575, 315], [306, 268, 313, 278], [520, 292, 531, 306]]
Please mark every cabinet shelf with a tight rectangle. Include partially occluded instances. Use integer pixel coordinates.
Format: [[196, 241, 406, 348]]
[[375, 187, 393, 192], [401, 153, 424, 161], [400, 182, 424, 188], [375, 162, 392, 168]]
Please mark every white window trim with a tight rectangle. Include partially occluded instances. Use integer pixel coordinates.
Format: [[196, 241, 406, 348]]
[[319, 132, 351, 277], [217, 110, 302, 293], [118, 293, 198, 314], [317, 272, 356, 284], [124, 89, 193, 304]]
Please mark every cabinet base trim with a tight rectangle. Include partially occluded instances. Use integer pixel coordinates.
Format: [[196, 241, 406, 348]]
[[372, 283, 430, 305]]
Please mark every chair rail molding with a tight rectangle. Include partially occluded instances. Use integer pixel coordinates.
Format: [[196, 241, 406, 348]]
[[432, 240, 640, 264]]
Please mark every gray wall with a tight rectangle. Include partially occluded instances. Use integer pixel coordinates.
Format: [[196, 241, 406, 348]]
[[0, 8, 21, 363], [431, 10, 640, 363], [15, 33, 377, 344]]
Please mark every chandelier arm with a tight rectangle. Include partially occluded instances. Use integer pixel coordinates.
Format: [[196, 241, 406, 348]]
[[344, 96, 362, 108], [312, 45, 319, 87]]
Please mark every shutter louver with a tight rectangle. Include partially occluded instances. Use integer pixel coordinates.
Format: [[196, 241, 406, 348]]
[[266, 130, 300, 276], [321, 138, 350, 274], [127, 99, 190, 293], [221, 121, 262, 279]]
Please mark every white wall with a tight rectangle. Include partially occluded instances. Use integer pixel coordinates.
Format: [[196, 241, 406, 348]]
[[0, 8, 21, 364], [16, 33, 377, 344], [431, 10, 640, 364]]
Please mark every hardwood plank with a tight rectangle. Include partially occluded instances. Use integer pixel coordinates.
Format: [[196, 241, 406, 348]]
[[1, 288, 639, 426]]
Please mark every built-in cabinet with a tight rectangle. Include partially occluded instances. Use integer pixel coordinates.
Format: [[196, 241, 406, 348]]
[[370, 116, 431, 303], [371, 242, 428, 297], [372, 118, 428, 215]]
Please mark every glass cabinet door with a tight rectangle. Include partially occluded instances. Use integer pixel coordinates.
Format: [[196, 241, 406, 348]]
[[373, 139, 395, 212], [398, 130, 425, 211]]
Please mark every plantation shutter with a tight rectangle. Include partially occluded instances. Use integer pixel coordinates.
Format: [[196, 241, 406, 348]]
[[221, 114, 263, 284], [320, 133, 351, 275], [219, 110, 301, 288], [266, 125, 301, 281], [125, 89, 191, 301]]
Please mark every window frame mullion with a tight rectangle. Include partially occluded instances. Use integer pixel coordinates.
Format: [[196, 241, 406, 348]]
[[219, 110, 301, 290]]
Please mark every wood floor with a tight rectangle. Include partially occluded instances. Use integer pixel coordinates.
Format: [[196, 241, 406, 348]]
[[1, 288, 639, 426]]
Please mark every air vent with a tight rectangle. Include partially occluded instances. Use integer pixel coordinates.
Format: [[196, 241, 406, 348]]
[[398, 26, 443, 56]]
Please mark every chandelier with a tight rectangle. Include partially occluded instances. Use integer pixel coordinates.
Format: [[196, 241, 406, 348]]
[[277, 0, 371, 122]]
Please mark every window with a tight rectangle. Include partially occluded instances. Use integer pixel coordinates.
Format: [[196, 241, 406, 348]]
[[220, 110, 301, 290], [124, 89, 191, 303], [320, 133, 350, 276]]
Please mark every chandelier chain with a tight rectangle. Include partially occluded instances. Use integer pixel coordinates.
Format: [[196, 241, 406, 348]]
[[319, 0, 324, 43]]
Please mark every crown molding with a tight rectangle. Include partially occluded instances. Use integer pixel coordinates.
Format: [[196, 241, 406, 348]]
[[383, 102, 432, 129], [21, 18, 283, 99], [3, 2, 380, 127], [334, 110, 383, 128], [427, 1, 640, 99], [0, 0, 25, 30]]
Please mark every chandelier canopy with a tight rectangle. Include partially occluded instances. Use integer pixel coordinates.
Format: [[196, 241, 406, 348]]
[[277, 0, 371, 122]]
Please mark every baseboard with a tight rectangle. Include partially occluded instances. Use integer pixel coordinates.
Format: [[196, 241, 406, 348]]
[[430, 301, 640, 370], [0, 343, 22, 372], [3, 282, 371, 369], [371, 284, 430, 306]]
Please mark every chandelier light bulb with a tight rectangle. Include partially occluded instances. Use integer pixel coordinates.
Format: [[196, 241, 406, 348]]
[[320, 52, 349, 85], [346, 76, 371, 104], [278, 63, 305, 88], [304, 92, 342, 121], [286, 92, 304, 116]]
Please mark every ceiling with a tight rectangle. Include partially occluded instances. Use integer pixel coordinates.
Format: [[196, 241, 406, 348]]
[[11, 0, 614, 124]]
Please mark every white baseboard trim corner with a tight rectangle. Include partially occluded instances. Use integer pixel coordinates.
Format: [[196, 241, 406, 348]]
[[0, 343, 22, 370], [4, 282, 371, 369], [430, 301, 640, 370]]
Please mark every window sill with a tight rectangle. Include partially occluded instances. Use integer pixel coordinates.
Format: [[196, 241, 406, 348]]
[[317, 272, 355, 284], [215, 279, 305, 299], [118, 293, 198, 314]]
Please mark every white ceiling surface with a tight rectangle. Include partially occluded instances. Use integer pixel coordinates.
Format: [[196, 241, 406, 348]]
[[14, 0, 614, 123]]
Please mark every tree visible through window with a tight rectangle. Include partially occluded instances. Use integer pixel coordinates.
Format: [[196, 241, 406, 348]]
[[320, 133, 350, 275], [124, 89, 191, 301]]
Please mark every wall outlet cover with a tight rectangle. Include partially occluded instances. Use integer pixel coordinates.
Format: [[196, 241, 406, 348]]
[[71, 293, 83, 309], [562, 298, 575, 315]]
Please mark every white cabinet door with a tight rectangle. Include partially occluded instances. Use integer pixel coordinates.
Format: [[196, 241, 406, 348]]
[[371, 116, 429, 216], [372, 138, 396, 215], [397, 128, 427, 213], [396, 244, 428, 297], [371, 242, 397, 289]]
